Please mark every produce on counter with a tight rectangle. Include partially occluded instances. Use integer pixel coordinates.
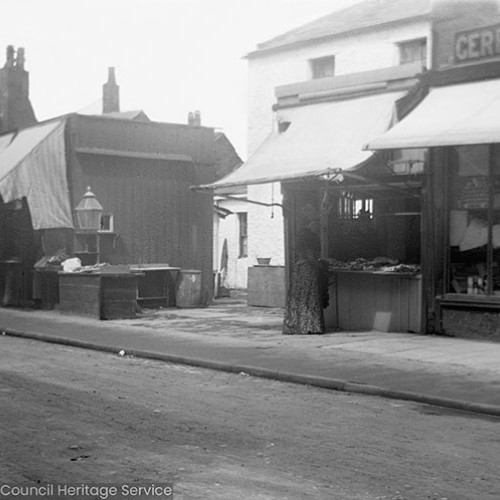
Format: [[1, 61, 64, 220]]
[[323, 257, 420, 274]]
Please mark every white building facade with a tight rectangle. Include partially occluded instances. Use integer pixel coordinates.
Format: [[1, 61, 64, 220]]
[[217, 0, 435, 290], [246, 5, 431, 287]]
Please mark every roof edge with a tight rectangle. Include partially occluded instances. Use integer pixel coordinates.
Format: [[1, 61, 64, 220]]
[[245, 14, 430, 59]]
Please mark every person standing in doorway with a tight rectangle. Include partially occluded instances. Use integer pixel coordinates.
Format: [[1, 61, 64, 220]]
[[283, 204, 328, 335]]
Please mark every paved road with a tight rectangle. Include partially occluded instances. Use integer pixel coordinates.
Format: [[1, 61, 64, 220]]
[[1, 335, 499, 500]]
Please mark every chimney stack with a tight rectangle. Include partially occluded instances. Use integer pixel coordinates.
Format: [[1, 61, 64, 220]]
[[0, 45, 36, 133], [102, 66, 120, 114], [187, 110, 201, 126]]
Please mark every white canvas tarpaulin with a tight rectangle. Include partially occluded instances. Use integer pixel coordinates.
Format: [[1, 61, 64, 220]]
[[366, 79, 500, 150], [200, 91, 405, 189], [0, 119, 73, 229]]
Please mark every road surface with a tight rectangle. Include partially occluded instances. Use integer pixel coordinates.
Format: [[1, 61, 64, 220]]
[[0, 335, 499, 499]]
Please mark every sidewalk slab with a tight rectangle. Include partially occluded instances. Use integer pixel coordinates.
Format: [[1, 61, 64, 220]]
[[1, 299, 500, 418]]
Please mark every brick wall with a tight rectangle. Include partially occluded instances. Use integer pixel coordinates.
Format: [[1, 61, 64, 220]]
[[442, 308, 500, 341]]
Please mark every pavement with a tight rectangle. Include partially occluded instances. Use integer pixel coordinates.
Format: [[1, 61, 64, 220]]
[[1, 291, 500, 418]]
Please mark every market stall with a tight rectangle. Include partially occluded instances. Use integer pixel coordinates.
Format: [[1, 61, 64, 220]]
[[323, 259, 421, 332], [283, 171, 423, 333]]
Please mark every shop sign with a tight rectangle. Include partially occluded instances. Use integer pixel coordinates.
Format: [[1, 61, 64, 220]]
[[454, 23, 500, 64]]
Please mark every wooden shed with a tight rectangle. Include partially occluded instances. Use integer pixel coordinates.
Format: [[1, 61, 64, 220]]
[[0, 113, 217, 307]]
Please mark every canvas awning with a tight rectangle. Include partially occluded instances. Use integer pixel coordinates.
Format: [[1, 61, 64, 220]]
[[198, 91, 405, 189], [0, 119, 74, 229], [366, 78, 500, 150]]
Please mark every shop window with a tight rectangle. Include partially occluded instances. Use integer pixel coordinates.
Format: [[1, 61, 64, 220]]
[[238, 212, 248, 258], [447, 145, 500, 296], [398, 38, 427, 68], [310, 55, 335, 79], [330, 191, 420, 265]]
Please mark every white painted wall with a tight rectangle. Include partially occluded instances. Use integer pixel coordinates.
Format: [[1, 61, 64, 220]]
[[214, 196, 250, 289], [247, 182, 285, 267], [245, 21, 432, 268]]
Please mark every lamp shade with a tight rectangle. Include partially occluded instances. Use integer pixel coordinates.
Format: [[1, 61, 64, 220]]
[[75, 186, 104, 231]]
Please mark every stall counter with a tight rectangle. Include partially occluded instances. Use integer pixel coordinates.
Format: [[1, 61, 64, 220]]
[[324, 270, 422, 333]]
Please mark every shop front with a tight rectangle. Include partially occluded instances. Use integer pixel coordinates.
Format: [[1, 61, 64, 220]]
[[366, 19, 500, 340], [281, 148, 424, 333], [198, 63, 426, 333]]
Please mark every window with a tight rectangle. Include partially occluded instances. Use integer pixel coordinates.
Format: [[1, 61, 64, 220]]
[[99, 213, 114, 232], [447, 145, 500, 296], [310, 55, 335, 79], [398, 38, 427, 67], [238, 212, 248, 258], [338, 192, 373, 220], [390, 149, 426, 175], [278, 120, 290, 133]]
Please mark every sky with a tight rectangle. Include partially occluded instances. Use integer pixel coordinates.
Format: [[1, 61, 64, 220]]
[[1, 0, 363, 159]]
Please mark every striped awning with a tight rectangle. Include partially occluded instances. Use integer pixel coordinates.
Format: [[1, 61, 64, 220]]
[[0, 119, 74, 229]]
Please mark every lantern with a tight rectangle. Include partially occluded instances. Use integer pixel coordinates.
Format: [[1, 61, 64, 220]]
[[75, 186, 103, 231]]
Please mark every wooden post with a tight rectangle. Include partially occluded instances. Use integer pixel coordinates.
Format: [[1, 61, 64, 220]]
[[421, 148, 435, 334], [282, 184, 293, 293], [487, 144, 495, 295], [320, 185, 329, 259]]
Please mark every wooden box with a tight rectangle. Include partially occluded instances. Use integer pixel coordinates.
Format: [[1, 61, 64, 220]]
[[247, 265, 286, 308], [58, 272, 139, 319]]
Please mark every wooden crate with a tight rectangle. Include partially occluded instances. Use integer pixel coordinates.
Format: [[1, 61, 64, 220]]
[[247, 266, 286, 308], [58, 272, 139, 319]]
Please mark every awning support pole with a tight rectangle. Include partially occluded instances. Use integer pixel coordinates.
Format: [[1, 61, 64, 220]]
[[215, 194, 283, 210], [322, 169, 420, 198]]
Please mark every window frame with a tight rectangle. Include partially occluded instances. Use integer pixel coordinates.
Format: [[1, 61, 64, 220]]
[[397, 38, 427, 67], [238, 212, 248, 258], [446, 144, 500, 297], [310, 55, 336, 79]]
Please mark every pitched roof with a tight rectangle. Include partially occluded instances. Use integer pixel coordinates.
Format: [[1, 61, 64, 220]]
[[100, 110, 150, 122], [252, 0, 431, 55]]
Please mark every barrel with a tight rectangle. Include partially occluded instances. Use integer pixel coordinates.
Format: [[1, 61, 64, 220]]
[[176, 269, 202, 308]]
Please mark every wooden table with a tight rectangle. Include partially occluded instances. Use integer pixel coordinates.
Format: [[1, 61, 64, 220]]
[[129, 265, 181, 308]]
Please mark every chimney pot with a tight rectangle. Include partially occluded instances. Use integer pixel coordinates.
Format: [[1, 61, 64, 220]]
[[5, 45, 14, 68], [16, 47, 25, 69], [102, 66, 120, 114], [107, 66, 116, 84], [194, 110, 201, 126]]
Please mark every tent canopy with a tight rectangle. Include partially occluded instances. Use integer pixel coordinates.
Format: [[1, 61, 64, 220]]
[[0, 119, 74, 229], [366, 78, 500, 150], [199, 91, 405, 190]]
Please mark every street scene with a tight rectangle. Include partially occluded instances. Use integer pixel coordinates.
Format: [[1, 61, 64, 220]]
[[2, 0, 500, 498]]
